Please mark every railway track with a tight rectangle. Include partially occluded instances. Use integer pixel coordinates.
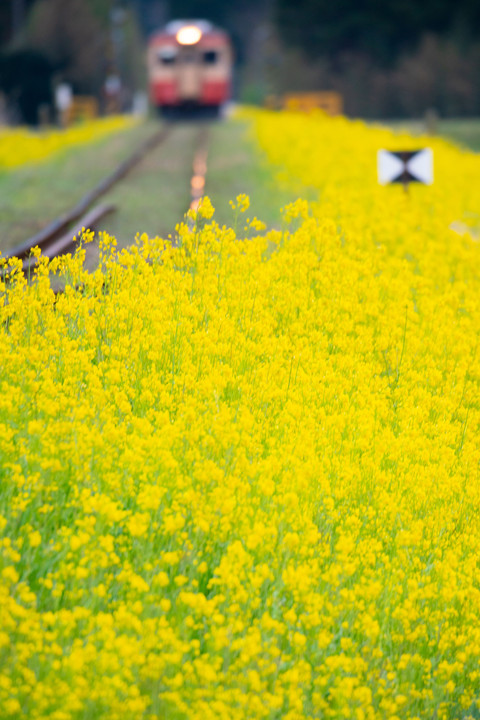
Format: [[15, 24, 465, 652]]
[[190, 126, 209, 211], [5, 122, 211, 274]]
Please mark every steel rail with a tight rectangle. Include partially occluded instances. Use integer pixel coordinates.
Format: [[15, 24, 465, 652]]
[[5, 121, 212, 283], [22, 203, 116, 273], [190, 125, 210, 212], [6, 125, 172, 262]]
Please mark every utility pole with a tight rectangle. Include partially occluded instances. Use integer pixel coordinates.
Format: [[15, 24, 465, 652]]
[[111, 3, 126, 77], [12, 0, 26, 39]]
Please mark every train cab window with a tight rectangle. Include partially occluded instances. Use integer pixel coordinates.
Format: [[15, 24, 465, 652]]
[[203, 50, 218, 64], [158, 48, 176, 65]]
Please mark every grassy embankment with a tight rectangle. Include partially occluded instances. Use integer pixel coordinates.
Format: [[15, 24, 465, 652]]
[[0, 116, 301, 261], [1, 113, 478, 263], [385, 117, 480, 152]]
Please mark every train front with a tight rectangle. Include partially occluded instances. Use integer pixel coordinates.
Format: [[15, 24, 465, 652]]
[[148, 20, 232, 118]]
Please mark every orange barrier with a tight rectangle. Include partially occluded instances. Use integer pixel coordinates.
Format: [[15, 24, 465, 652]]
[[267, 91, 343, 116], [63, 96, 99, 125]]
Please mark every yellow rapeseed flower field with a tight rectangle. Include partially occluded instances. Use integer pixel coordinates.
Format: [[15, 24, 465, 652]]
[[0, 116, 137, 170], [1, 109, 480, 719]]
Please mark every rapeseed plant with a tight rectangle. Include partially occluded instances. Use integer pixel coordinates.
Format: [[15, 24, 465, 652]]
[[0, 116, 136, 170], [1, 109, 480, 719]]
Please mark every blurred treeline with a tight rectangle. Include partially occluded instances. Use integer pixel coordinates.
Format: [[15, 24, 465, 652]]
[[1, 0, 480, 123], [273, 0, 480, 117], [0, 0, 145, 124]]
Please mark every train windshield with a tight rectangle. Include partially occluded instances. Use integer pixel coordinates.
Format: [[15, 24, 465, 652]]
[[203, 50, 218, 64], [158, 48, 177, 64]]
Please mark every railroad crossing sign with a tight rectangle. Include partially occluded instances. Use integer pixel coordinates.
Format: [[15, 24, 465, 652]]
[[377, 148, 433, 188]]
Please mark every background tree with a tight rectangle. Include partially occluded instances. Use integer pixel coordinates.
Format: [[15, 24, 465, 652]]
[[272, 0, 480, 117], [26, 0, 105, 95], [0, 48, 52, 124], [25, 0, 145, 103], [3, 0, 479, 120], [275, 0, 480, 66]]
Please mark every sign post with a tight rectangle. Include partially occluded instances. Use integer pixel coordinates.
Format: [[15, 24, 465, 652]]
[[377, 148, 433, 192]]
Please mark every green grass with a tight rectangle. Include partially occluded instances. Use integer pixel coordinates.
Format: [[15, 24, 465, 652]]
[[383, 117, 480, 152], [205, 118, 316, 230], [436, 118, 480, 152], [97, 122, 201, 247], [99, 117, 303, 250], [0, 121, 158, 253]]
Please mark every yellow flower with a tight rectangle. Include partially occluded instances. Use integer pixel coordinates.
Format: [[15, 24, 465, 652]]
[[2, 107, 480, 719], [197, 196, 215, 219], [28, 530, 41, 548]]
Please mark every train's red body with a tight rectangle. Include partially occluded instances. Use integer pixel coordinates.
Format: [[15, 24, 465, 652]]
[[147, 20, 233, 116]]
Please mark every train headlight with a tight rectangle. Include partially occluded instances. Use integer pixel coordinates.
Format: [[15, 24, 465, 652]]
[[176, 25, 202, 45]]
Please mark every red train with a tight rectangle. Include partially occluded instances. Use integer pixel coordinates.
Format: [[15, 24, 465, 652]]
[[147, 20, 233, 117]]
